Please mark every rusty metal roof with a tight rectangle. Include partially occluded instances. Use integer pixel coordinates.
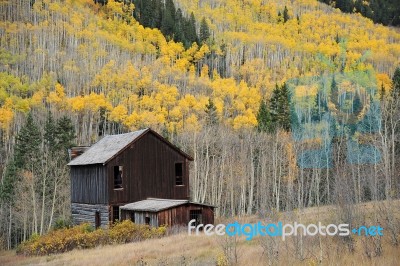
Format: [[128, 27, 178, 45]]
[[120, 198, 189, 212], [67, 129, 148, 166]]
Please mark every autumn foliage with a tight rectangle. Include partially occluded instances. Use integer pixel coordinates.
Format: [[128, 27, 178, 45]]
[[16, 220, 167, 256]]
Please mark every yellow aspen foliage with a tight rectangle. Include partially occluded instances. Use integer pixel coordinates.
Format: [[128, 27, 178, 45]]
[[69, 96, 85, 112], [213, 98, 224, 116], [169, 106, 183, 121], [185, 113, 201, 132], [84, 93, 112, 113], [14, 98, 30, 113], [124, 111, 141, 129], [194, 44, 210, 62], [0, 98, 13, 131], [200, 64, 209, 78], [30, 90, 45, 107], [155, 83, 179, 110], [376, 73, 392, 91], [191, 96, 209, 114], [47, 83, 66, 107], [232, 109, 257, 130], [109, 105, 128, 123]]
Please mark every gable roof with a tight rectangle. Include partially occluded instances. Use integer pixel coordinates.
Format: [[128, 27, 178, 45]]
[[120, 198, 215, 212], [67, 128, 193, 166]]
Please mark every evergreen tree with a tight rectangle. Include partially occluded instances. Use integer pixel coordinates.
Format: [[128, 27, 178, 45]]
[[55, 116, 75, 158], [279, 83, 291, 131], [330, 76, 339, 107], [174, 8, 185, 44], [269, 83, 291, 131], [0, 160, 18, 201], [269, 84, 280, 131], [141, 0, 154, 27], [151, 0, 162, 28], [391, 66, 400, 99], [256, 99, 271, 132], [205, 98, 218, 126], [14, 112, 41, 169], [161, 0, 175, 39], [380, 83, 386, 102], [283, 6, 289, 23], [199, 17, 210, 44], [335, 0, 353, 13], [352, 92, 362, 115], [312, 89, 328, 122], [44, 112, 57, 152], [277, 11, 282, 23], [184, 12, 199, 46]]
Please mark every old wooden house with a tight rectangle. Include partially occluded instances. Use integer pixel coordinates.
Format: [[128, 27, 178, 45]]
[[68, 128, 214, 228]]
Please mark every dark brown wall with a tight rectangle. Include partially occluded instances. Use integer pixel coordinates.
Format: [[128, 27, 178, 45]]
[[157, 204, 214, 226], [71, 165, 108, 204], [107, 132, 190, 205]]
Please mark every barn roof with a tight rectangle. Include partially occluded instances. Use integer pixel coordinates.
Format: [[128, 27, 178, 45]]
[[120, 198, 214, 212], [67, 128, 193, 166]]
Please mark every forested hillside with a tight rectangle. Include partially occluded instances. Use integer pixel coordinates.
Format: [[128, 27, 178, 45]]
[[318, 0, 400, 26], [0, 0, 399, 249]]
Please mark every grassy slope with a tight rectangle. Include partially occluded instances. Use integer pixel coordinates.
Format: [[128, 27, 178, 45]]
[[1, 200, 400, 266]]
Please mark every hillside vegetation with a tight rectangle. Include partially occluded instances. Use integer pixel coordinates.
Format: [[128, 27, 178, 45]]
[[1, 200, 400, 265], [0, 0, 399, 250]]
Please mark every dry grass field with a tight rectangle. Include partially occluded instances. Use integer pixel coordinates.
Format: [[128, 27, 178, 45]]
[[1, 200, 400, 266]]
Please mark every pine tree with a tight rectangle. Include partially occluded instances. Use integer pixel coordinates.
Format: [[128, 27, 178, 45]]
[[44, 112, 57, 152], [391, 66, 400, 99], [312, 88, 329, 122], [55, 116, 75, 159], [269, 84, 280, 131], [352, 92, 362, 115], [380, 83, 386, 102], [256, 99, 271, 132], [330, 76, 339, 107], [174, 8, 185, 44], [199, 17, 210, 44], [269, 83, 291, 131], [0, 160, 18, 201], [279, 83, 291, 131], [205, 98, 218, 126], [184, 12, 199, 46], [283, 6, 289, 23], [161, 0, 175, 39], [151, 0, 162, 28], [14, 112, 41, 169]]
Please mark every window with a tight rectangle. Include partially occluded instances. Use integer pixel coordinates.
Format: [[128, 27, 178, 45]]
[[114, 166, 123, 189], [112, 206, 120, 222], [145, 217, 150, 225], [175, 162, 183, 185], [189, 210, 202, 227], [95, 211, 101, 229]]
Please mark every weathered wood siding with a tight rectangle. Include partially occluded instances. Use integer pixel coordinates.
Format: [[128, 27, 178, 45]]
[[107, 132, 190, 205], [71, 165, 108, 204], [157, 204, 214, 226], [71, 203, 109, 228], [121, 204, 214, 227]]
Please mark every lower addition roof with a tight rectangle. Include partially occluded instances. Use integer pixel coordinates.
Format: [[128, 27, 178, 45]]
[[120, 198, 215, 212]]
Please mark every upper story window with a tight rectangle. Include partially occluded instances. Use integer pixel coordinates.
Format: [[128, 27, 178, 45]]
[[114, 165, 123, 189], [175, 162, 183, 185]]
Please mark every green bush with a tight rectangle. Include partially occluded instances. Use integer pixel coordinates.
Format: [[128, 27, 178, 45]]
[[53, 217, 72, 230], [17, 220, 167, 256]]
